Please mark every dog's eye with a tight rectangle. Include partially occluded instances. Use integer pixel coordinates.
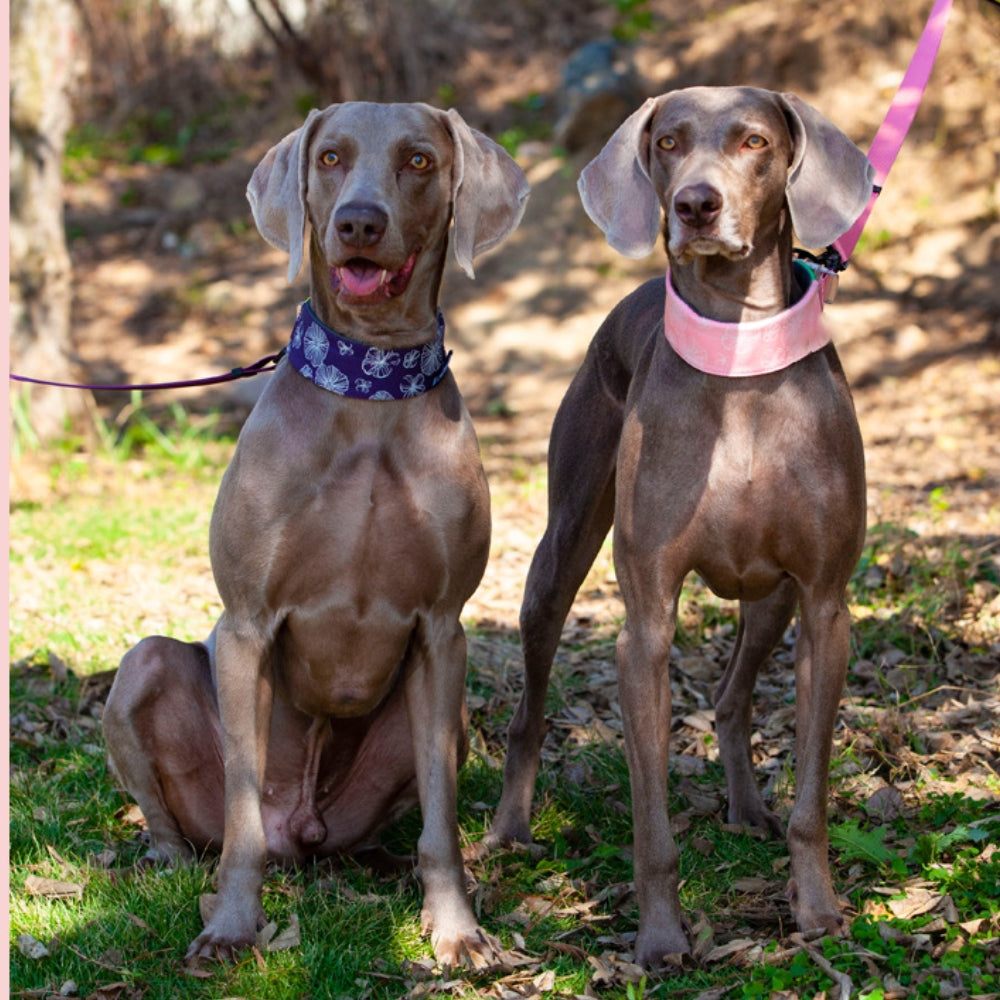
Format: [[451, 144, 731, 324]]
[[408, 152, 432, 171], [657, 135, 677, 151], [319, 150, 340, 167], [744, 134, 767, 150]]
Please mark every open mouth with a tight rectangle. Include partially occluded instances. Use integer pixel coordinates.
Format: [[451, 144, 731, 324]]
[[330, 251, 419, 302]]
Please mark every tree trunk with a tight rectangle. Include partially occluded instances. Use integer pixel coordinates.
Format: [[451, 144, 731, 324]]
[[9, 0, 91, 442]]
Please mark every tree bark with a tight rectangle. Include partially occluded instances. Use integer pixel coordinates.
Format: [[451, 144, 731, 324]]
[[9, 0, 91, 442]]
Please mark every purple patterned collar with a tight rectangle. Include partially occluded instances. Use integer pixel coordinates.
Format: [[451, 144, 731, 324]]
[[287, 300, 451, 400]]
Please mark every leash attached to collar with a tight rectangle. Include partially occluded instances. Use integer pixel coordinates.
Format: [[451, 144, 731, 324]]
[[9, 349, 287, 393], [8, 301, 453, 400], [286, 300, 452, 401]]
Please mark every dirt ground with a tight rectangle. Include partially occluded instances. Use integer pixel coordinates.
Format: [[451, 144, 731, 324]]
[[43, 0, 1000, 639]]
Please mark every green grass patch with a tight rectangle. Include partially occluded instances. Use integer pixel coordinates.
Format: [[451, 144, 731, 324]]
[[10, 657, 1000, 998], [10, 399, 235, 674]]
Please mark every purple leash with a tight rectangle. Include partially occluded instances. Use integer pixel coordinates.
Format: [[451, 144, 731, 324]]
[[9, 348, 286, 393]]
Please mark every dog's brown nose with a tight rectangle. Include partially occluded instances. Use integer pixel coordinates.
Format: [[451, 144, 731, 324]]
[[335, 201, 389, 248], [673, 184, 723, 228]]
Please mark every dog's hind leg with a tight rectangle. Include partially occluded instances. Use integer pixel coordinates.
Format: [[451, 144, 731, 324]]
[[104, 636, 224, 864], [714, 580, 798, 838], [786, 587, 852, 937]]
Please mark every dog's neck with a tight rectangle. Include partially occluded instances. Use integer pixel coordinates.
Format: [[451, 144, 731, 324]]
[[307, 236, 446, 350], [662, 218, 836, 378], [667, 221, 797, 324]]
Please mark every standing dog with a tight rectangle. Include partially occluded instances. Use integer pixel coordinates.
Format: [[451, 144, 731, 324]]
[[486, 87, 873, 967], [104, 102, 529, 968]]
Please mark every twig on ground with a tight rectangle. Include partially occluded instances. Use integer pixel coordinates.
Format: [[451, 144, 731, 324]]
[[790, 932, 853, 1000]]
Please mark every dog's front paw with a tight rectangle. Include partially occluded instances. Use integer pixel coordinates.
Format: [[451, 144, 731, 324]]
[[185, 896, 265, 963], [787, 878, 848, 939], [422, 896, 507, 971], [430, 923, 506, 971], [633, 922, 691, 970]]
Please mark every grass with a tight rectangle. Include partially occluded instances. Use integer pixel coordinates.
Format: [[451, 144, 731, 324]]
[[9, 398, 233, 674], [9, 410, 1000, 999]]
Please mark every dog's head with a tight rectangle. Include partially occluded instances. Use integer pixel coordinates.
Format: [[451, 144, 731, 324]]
[[247, 102, 529, 321], [578, 86, 874, 261]]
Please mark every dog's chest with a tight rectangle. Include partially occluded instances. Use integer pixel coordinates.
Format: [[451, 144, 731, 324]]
[[212, 402, 489, 715], [622, 360, 864, 599], [281, 434, 481, 595]]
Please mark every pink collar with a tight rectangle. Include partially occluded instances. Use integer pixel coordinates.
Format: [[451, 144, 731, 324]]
[[663, 264, 833, 377]]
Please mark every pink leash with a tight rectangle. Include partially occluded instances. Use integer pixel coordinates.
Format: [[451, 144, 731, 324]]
[[833, 0, 954, 264]]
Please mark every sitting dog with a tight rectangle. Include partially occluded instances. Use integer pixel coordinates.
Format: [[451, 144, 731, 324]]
[[486, 87, 873, 967], [103, 101, 529, 968]]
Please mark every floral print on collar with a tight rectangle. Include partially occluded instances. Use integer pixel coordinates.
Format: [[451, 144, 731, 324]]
[[287, 300, 451, 400]]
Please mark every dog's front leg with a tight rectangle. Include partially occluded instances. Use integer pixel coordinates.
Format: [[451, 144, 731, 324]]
[[617, 594, 691, 967], [406, 617, 501, 970], [786, 590, 851, 938], [186, 618, 273, 961], [488, 350, 621, 849]]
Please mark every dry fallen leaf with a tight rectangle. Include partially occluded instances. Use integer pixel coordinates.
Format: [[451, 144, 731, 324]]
[[678, 780, 722, 815], [89, 849, 117, 869], [261, 914, 301, 952], [691, 836, 714, 857], [520, 895, 557, 918], [85, 981, 133, 1000], [702, 937, 758, 964], [24, 875, 84, 901], [586, 953, 614, 988], [692, 989, 730, 1000], [731, 877, 772, 893], [543, 939, 588, 962], [682, 709, 716, 733], [17, 934, 51, 960], [115, 803, 146, 829], [690, 911, 715, 962], [531, 968, 556, 992], [887, 886, 942, 920]]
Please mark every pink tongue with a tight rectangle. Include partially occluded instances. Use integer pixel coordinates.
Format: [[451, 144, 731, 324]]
[[339, 262, 385, 297]]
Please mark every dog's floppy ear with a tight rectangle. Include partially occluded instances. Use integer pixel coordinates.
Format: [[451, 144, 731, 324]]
[[443, 108, 530, 279], [246, 107, 331, 284], [779, 93, 874, 250], [578, 97, 661, 259]]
